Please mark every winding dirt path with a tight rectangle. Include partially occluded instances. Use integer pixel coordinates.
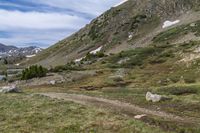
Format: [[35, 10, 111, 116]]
[[38, 93, 197, 123]]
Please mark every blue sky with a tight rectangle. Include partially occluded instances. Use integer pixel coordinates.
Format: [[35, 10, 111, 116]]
[[0, 0, 123, 48]]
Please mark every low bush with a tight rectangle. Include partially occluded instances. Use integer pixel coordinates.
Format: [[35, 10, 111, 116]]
[[159, 86, 198, 95], [83, 52, 105, 62], [50, 62, 83, 72]]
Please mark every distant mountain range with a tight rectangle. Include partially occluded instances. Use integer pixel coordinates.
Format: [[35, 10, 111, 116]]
[[0, 43, 42, 58]]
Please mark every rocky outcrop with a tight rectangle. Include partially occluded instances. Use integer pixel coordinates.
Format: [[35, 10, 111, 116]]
[[0, 85, 21, 93]]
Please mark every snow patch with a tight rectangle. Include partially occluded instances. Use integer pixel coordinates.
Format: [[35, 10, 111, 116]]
[[90, 46, 102, 54], [128, 34, 133, 40], [34, 47, 42, 53], [162, 20, 180, 28], [75, 57, 85, 62], [114, 0, 128, 7], [26, 54, 36, 58]]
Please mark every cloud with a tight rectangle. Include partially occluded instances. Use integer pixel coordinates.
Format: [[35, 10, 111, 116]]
[[0, 9, 89, 30], [0, 9, 90, 47], [0, 0, 123, 48], [28, 0, 121, 16], [0, 29, 73, 48]]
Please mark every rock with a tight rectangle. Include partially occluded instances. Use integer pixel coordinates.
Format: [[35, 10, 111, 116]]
[[146, 92, 162, 102], [190, 23, 196, 27], [146, 92, 171, 102], [80, 86, 100, 91], [50, 80, 56, 85], [134, 114, 147, 119], [0, 85, 21, 93]]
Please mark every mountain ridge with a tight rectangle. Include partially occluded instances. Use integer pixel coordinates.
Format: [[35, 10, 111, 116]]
[[0, 43, 42, 56], [23, 0, 200, 67]]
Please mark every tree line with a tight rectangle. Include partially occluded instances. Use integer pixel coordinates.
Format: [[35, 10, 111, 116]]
[[21, 65, 47, 80]]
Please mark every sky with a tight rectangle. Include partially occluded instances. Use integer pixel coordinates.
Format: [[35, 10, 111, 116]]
[[0, 0, 123, 48]]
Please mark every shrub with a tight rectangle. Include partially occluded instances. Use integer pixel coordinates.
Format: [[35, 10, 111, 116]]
[[183, 74, 196, 84], [83, 52, 105, 62], [159, 86, 198, 95], [50, 62, 83, 72], [21, 65, 47, 80], [184, 78, 196, 84], [170, 87, 198, 95], [149, 58, 166, 64]]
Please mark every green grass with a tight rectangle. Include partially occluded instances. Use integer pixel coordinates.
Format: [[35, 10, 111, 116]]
[[153, 20, 200, 43], [0, 93, 168, 133]]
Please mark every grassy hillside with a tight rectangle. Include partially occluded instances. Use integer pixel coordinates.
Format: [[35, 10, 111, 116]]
[[0, 93, 168, 133], [24, 38, 200, 132], [22, 0, 200, 67]]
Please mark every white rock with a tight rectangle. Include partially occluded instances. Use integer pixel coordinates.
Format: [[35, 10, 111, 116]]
[[134, 114, 147, 119], [146, 92, 162, 102], [50, 80, 56, 85], [190, 23, 196, 27], [0, 85, 21, 93]]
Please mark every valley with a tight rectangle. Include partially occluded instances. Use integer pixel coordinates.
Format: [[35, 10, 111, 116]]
[[0, 0, 200, 133]]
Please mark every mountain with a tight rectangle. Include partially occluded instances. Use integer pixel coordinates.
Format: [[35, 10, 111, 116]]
[[3, 1, 200, 132], [23, 0, 200, 67], [0, 43, 17, 53], [0, 44, 42, 57]]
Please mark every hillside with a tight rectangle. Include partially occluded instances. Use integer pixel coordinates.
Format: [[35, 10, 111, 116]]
[[23, 0, 200, 67]]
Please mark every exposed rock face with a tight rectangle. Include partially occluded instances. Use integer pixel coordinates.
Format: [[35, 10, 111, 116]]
[[0, 85, 21, 93], [146, 92, 162, 102]]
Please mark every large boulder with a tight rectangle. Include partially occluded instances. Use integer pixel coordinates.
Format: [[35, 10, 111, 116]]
[[0, 85, 21, 93], [146, 92, 164, 102]]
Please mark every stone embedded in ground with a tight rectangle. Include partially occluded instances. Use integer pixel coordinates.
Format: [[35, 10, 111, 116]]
[[50, 80, 56, 85], [146, 92, 162, 102], [0, 85, 21, 93], [146, 92, 172, 102]]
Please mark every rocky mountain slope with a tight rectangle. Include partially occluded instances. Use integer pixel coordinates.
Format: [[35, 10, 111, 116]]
[[23, 0, 200, 67]]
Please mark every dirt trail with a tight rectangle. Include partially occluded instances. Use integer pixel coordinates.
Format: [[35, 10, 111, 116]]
[[38, 93, 198, 123]]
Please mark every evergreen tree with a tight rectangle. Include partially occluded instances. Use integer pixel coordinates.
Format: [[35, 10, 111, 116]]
[[21, 65, 47, 80]]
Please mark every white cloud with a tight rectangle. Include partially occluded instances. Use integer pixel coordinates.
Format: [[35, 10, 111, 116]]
[[0, 9, 89, 30], [0, 29, 72, 48], [0, 0, 123, 47], [29, 0, 122, 16]]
